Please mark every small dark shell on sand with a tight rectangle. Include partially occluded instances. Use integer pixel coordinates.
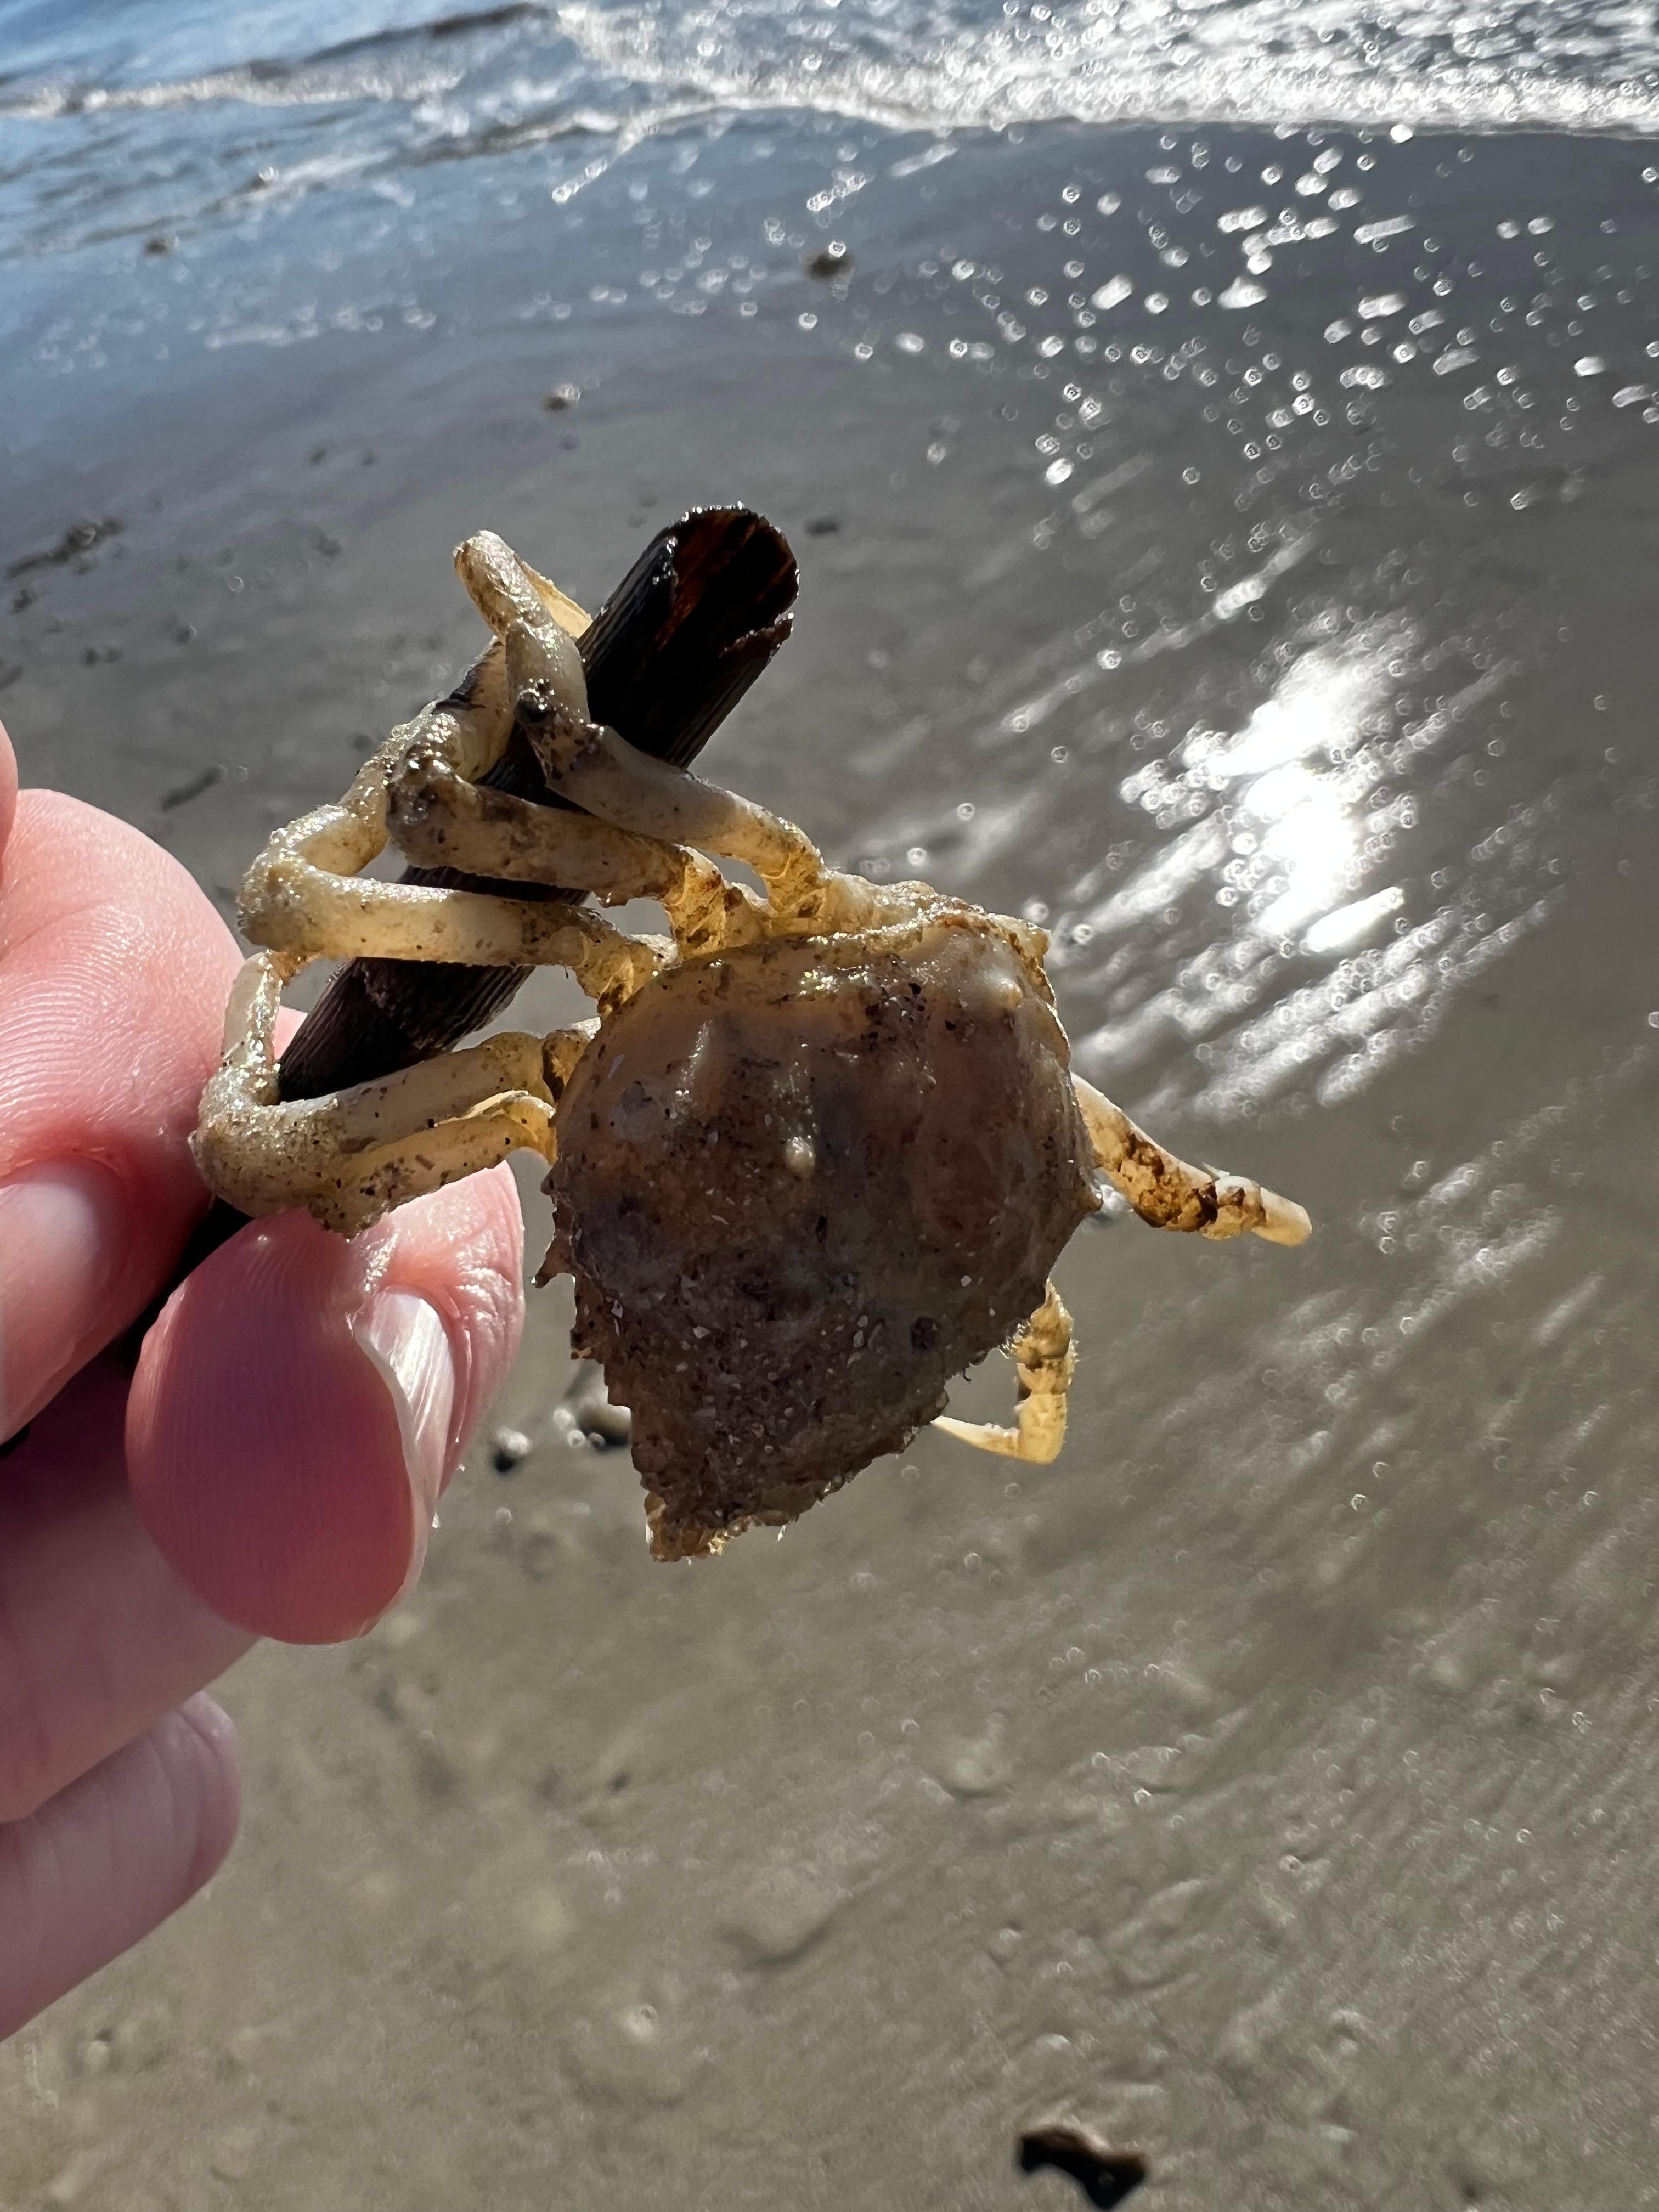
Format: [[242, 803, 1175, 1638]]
[[559, 1361, 633, 1448], [490, 1427, 532, 1473], [1016, 2126, 1148, 2208], [803, 241, 852, 279]]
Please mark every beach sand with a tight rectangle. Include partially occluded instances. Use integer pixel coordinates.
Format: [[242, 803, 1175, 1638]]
[[3, 106, 1658, 2209]]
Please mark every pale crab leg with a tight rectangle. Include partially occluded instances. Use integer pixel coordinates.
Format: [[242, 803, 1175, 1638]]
[[233, 534, 607, 979], [1073, 1075, 1311, 1245], [524, 707, 885, 939], [235, 646, 657, 990], [191, 946, 585, 1232], [453, 528, 590, 714], [244, 866, 663, 990], [194, 531, 670, 1231], [386, 748, 684, 898], [195, 894, 654, 1229], [446, 530, 784, 958], [382, 738, 758, 963], [933, 1283, 1075, 1464], [234, 648, 503, 949], [452, 528, 876, 948]]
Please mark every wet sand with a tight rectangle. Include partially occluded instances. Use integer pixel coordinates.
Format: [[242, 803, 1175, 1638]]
[[3, 114, 1659, 2210]]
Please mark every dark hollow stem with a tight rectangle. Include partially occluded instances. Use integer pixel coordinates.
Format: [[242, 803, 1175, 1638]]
[[131, 507, 798, 1348], [276, 505, 798, 1098]]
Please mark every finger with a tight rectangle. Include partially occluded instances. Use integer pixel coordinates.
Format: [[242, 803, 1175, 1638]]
[[0, 787, 242, 1440], [0, 720, 15, 865], [0, 1694, 239, 2043], [0, 1356, 249, 1826], [127, 1166, 526, 1645]]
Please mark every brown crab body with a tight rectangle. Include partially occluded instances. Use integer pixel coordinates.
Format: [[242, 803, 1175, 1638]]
[[541, 905, 1101, 1556]]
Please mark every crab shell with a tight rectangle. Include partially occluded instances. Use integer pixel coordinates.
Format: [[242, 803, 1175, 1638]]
[[539, 896, 1101, 1558]]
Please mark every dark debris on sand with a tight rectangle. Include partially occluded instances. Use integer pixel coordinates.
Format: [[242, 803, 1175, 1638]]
[[6, 518, 125, 578]]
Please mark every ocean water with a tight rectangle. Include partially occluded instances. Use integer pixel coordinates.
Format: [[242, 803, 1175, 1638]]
[[7, 0, 1657, 1129], [4, 5, 1659, 2207], [5, 0, 1659, 285], [8, 0, 1659, 156]]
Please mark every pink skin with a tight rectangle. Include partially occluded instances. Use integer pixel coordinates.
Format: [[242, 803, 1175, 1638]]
[[0, 718, 527, 2038]]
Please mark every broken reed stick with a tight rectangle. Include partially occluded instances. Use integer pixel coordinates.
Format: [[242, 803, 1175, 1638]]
[[276, 505, 798, 1098], [139, 505, 800, 1332]]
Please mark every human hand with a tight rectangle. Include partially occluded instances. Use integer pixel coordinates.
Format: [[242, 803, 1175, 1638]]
[[0, 717, 526, 2039]]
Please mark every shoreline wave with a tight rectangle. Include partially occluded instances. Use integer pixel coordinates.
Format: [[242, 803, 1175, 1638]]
[[3, 0, 1659, 142]]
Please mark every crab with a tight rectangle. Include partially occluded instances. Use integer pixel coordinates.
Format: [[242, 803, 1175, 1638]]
[[193, 530, 1311, 1559]]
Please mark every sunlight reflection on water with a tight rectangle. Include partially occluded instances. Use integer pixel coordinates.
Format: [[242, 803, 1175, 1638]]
[[1063, 617, 1553, 1118]]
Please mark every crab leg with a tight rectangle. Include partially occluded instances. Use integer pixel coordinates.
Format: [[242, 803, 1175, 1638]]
[[523, 708, 884, 939], [236, 677, 652, 1004], [440, 530, 788, 956], [194, 888, 654, 1231], [934, 1283, 1075, 1464], [235, 661, 499, 936], [453, 528, 590, 708], [193, 951, 605, 1233], [1073, 1076, 1311, 1245], [285, 1086, 557, 1238], [232, 534, 605, 969], [198, 531, 669, 1231], [445, 530, 877, 950], [242, 866, 660, 992], [385, 752, 679, 898], [382, 740, 760, 962], [192, 947, 580, 1232]]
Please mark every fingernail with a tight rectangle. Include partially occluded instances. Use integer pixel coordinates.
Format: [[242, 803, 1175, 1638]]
[[349, 1289, 456, 1537], [0, 1161, 128, 1442]]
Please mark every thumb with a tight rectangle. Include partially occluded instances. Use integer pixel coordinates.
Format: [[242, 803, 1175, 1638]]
[[127, 1169, 525, 1644]]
